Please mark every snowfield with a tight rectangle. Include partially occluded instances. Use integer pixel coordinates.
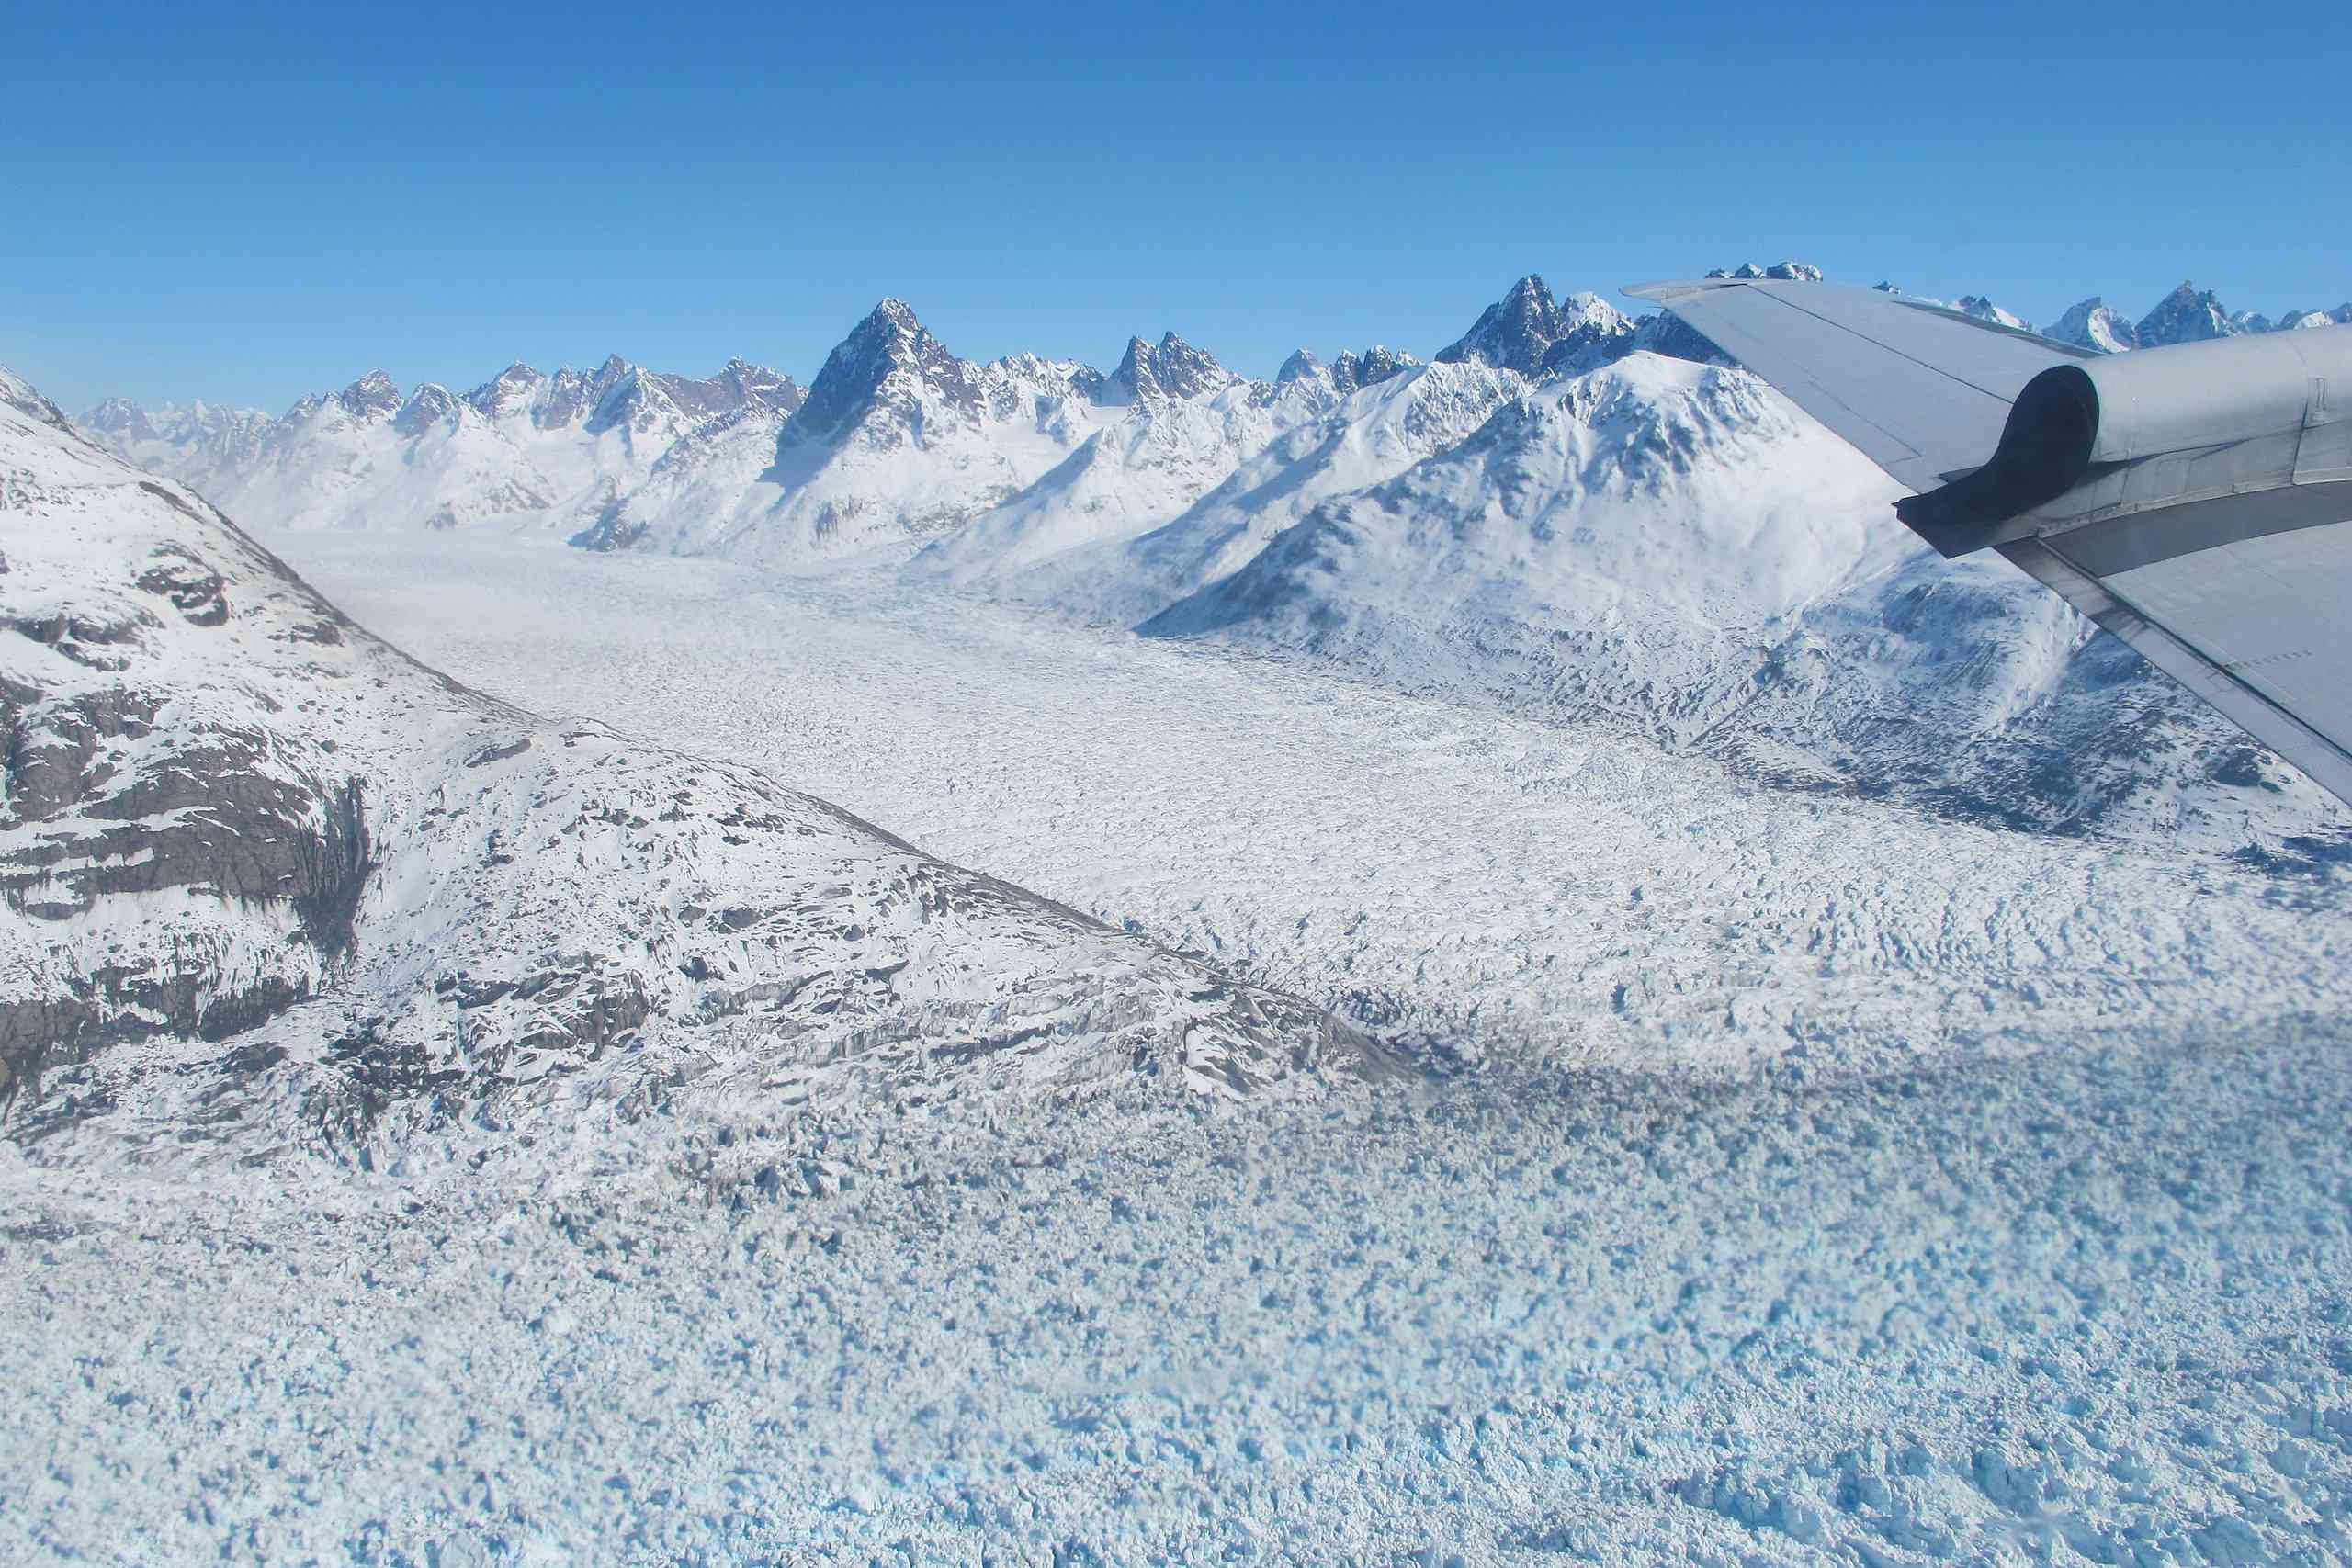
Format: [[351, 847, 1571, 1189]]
[[282, 531, 2352, 1083]]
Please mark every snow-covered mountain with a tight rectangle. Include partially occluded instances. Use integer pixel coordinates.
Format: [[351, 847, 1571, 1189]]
[[2041, 297, 2140, 353], [576, 299, 1122, 564], [74, 263, 2352, 854], [2136, 281, 2239, 345], [905, 336, 1359, 586], [1130, 353, 2348, 855], [84, 355, 804, 536], [922, 357, 1531, 624], [1, 365, 1380, 1159], [2041, 281, 2349, 355]]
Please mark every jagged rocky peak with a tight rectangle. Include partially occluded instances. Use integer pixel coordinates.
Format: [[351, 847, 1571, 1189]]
[[1706, 261, 1825, 282], [1442, 271, 1736, 380], [393, 381, 458, 434], [1275, 345, 1420, 395], [1439, 274, 1566, 378], [1110, 331, 1235, 405], [1335, 344, 1418, 391], [466, 359, 546, 419], [707, 357, 805, 412], [540, 355, 635, 430], [80, 395, 154, 438], [1441, 276, 1647, 380], [2278, 306, 2352, 332], [2044, 298, 2140, 354], [334, 369, 403, 421], [2137, 281, 2238, 346], [1539, 293, 1638, 378], [989, 352, 1107, 403], [787, 297, 989, 444]]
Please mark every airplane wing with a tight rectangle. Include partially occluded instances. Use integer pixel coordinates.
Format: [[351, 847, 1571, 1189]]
[[1625, 276, 2352, 808], [1624, 277, 2097, 495]]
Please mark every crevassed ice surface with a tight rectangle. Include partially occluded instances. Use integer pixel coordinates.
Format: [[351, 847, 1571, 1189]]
[[9, 525, 2352, 1566]]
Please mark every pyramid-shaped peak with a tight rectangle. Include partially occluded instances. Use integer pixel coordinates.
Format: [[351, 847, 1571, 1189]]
[[786, 296, 983, 444], [2043, 298, 2139, 355], [864, 298, 926, 334], [335, 369, 403, 419], [1442, 274, 1629, 378], [394, 381, 459, 434], [2137, 281, 2236, 346], [1112, 330, 1231, 403]]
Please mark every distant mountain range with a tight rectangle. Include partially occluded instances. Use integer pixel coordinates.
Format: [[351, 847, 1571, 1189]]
[[83, 265, 2347, 557], [68, 265, 2352, 862]]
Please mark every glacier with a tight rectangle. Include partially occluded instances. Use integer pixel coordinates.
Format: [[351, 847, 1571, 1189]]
[[12, 255, 2352, 1562]]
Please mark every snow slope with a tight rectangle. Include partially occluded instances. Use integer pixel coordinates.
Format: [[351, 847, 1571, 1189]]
[[0, 366, 1378, 1162]]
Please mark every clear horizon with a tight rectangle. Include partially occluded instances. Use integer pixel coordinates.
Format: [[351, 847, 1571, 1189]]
[[11, 0, 2347, 413]]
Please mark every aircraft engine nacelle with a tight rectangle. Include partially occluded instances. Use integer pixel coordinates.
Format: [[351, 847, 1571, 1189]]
[[1898, 326, 2352, 556]]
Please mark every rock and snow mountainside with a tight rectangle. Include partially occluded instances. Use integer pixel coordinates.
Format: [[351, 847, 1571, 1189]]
[[900, 333, 1319, 581], [922, 357, 1532, 624], [0, 366, 1378, 1160], [1136, 353, 2350, 855], [85, 355, 805, 536], [576, 300, 1114, 563], [2041, 297, 2140, 353]]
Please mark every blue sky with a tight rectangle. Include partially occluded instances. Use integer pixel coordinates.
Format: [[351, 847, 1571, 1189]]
[[9, 0, 2346, 412]]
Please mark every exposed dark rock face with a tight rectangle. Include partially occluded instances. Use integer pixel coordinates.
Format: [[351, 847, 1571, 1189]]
[[1439, 275, 1575, 378], [786, 299, 989, 447], [334, 370, 403, 422], [1277, 346, 1422, 395], [2137, 282, 2236, 346], [1110, 333, 1233, 404]]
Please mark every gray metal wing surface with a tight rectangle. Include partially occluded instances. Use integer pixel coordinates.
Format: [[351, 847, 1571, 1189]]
[[1626, 276, 2352, 807]]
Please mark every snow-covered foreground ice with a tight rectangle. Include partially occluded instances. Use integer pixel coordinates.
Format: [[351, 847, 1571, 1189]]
[[9, 1024, 2352, 1563], [287, 530, 2351, 1081]]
